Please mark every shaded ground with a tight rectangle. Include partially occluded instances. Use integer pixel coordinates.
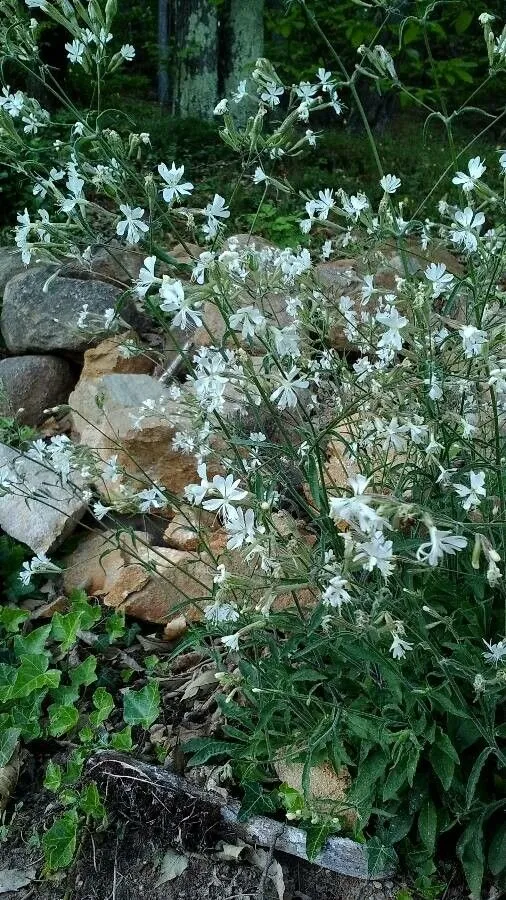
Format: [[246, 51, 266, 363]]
[[0, 765, 466, 900]]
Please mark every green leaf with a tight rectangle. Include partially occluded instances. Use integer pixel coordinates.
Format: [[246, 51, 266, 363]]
[[488, 823, 506, 876], [457, 820, 484, 899], [4, 655, 60, 701], [455, 9, 473, 34], [14, 624, 51, 656], [68, 591, 101, 630], [51, 610, 83, 652], [184, 738, 237, 767], [44, 760, 63, 793], [418, 799, 437, 853], [110, 725, 133, 752], [90, 688, 114, 726], [43, 809, 79, 872], [0, 727, 20, 767], [305, 822, 333, 860], [48, 704, 79, 738], [465, 747, 492, 810], [383, 747, 418, 801], [0, 607, 29, 632], [123, 682, 160, 729], [367, 837, 397, 877], [79, 782, 105, 821], [238, 783, 278, 821], [70, 657, 98, 689], [429, 729, 459, 791], [105, 612, 126, 642]]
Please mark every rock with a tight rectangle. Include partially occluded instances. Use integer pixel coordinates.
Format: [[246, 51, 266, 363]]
[[0, 355, 75, 425], [81, 332, 154, 379], [0, 443, 86, 554], [274, 759, 357, 828], [163, 509, 201, 551], [102, 547, 212, 624], [68, 373, 196, 494], [163, 615, 188, 640], [1, 267, 124, 354], [0, 247, 34, 296]]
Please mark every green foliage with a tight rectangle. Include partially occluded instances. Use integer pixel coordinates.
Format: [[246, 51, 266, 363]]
[[0, 589, 133, 872]]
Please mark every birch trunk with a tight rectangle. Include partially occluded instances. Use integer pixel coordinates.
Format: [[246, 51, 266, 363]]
[[224, 0, 264, 120], [174, 0, 218, 120]]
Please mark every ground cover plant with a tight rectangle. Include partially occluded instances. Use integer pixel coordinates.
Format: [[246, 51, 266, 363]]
[[0, 0, 505, 896]]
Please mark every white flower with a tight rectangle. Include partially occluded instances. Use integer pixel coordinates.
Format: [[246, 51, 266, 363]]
[[225, 508, 260, 550], [305, 129, 316, 147], [269, 367, 309, 410], [65, 39, 86, 65], [253, 166, 267, 184], [424, 262, 454, 298], [202, 474, 248, 522], [103, 308, 115, 329], [158, 162, 194, 203], [390, 632, 413, 659], [260, 82, 284, 108], [479, 12, 495, 25], [342, 193, 369, 220], [454, 471, 487, 511], [159, 278, 202, 330], [321, 239, 332, 260], [214, 98, 228, 115], [452, 157, 486, 192], [460, 324, 487, 358], [135, 255, 158, 297], [416, 527, 467, 567], [316, 68, 334, 92], [120, 44, 136, 61], [92, 501, 112, 521], [184, 463, 209, 506], [354, 531, 394, 578], [221, 633, 240, 652], [136, 486, 166, 512], [322, 574, 351, 611], [329, 493, 387, 535], [25, 0, 47, 6], [19, 552, 62, 586], [229, 306, 265, 340], [314, 188, 335, 220], [450, 207, 485, 253], [482, 639, 506, 664], [204, 602, 240, 624], [203, 194, 230, 238], [116, 204, 149, 245], [232, 80, 247, 103], [376, 306, 408, 351], [499, 151, 506, 171], [330, 90, 343, 115], [380, 174, 401, 194]]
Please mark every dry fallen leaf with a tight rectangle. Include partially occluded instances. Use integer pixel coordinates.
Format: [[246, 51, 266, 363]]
[[215, 840, 246, 862], [248, 848, 286, 900], [0, 867, 36, 894], [181, 667, 217, 701], [155, 848, 189, 887], [0, 744, 21, 814]]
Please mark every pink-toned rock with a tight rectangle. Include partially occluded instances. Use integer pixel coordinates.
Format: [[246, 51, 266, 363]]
[[68, 373, 197, 495], [81, 332, 154, 379]]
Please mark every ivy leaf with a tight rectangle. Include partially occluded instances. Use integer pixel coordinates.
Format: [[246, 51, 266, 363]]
[[90, 688, 114, 726], [123, 682, 160, 729], [418, 799, 437, 853], [70, 657, 98, 689], [5, 655, 60, 701], [79, 782, 105, 821], [367, 837, 397, 877], [48, 704, 79, 738], [51, 610, 84, 652], [238, 783, 278, 821], [488, 823, 506, 876], [305, 822, 333, 860], [110, 725, 133, 752], [0, 727, 20, 767], [0, 607, 29, 632], [105, 612, 126, 643], [14, 624, 51, 656], [42, 809, 79, 872], [44, 760, 63, 793]]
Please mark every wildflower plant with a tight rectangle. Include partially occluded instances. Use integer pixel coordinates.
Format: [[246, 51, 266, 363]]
[[0, 0, 505, 893]]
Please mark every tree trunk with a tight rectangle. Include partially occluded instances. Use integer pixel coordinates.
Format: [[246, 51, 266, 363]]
[[174, 0, 218, 120], [157, 0, 170, 106], [223, 0, 264, 119]]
